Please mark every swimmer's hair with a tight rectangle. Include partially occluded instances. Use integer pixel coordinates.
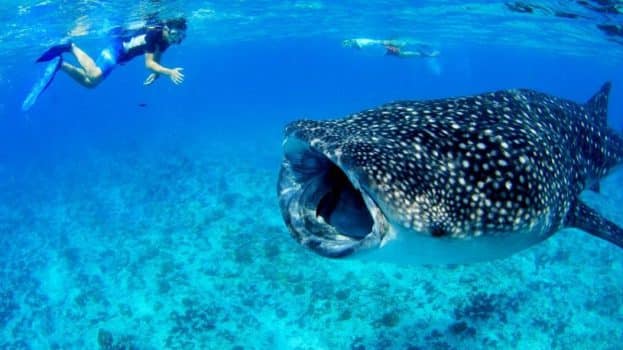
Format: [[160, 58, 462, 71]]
[[165, 17, 187, 31]]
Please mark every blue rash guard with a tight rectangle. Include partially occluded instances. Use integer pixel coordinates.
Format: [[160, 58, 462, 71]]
[[96, 28, 170, 78]]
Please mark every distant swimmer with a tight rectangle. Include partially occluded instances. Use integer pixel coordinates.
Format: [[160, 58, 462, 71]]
[[35, 17, 187, 89], [342, 38, 440, 58]]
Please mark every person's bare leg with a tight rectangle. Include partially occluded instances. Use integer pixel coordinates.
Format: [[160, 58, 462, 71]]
[[60, 61, 101, 88], [69, 44, 103, 78]]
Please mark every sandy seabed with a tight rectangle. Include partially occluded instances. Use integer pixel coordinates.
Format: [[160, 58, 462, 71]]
[[1, 137, 622, 350]]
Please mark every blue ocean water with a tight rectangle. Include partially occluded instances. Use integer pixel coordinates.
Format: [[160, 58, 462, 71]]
[[1, 1, 622, 349]]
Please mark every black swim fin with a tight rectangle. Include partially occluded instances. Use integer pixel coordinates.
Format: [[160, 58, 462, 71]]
[[36, 42, 72, 62], [567, 200, 623, 248], [22, 56, 63, 111], [42, 56, 63, 92]]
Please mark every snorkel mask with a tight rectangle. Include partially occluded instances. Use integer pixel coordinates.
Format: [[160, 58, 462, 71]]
[[167, 27, 186, 44]]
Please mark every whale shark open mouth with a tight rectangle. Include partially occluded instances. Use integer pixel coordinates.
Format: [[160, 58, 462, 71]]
[[278, 135, 388, 258]]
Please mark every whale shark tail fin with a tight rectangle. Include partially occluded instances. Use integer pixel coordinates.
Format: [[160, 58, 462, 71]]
[[585, 82, 610, 129], [568, 201, 623, 248], [585, 82, 623, 168]]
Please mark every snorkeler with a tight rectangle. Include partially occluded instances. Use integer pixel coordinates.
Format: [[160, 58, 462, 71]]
[[35, 17, 187, 88], [342, 38, 440, 58]]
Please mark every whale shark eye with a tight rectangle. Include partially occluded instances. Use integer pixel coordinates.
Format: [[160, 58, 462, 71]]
[[430, 224, 447, 237]]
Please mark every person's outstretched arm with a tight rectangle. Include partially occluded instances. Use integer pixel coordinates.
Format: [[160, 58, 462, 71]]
[[144, 52, 184, 85], [143, 51, 161, 85]]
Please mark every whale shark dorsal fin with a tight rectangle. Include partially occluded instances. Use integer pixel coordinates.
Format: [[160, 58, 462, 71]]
[[567, 200, 623, 247], [585, 82, 611, 129]]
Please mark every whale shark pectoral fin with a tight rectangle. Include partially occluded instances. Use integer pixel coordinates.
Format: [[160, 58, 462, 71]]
[[567, 200, 623, 248]]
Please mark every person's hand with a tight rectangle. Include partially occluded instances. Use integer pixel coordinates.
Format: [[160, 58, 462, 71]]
[[143, 73, 160, 85], [168, 68, 184, 85]]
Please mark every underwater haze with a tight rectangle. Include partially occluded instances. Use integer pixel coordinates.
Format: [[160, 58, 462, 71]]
[[1, 1, 623, 349]]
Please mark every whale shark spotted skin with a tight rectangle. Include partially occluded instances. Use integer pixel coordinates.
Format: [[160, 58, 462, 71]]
[[277, 83, 623, 264]]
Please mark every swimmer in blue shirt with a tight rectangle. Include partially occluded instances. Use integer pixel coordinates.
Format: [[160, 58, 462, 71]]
[[36, 17, 187, 88]]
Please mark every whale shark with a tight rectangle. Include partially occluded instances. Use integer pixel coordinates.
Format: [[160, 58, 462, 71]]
[[277, 83, 623, 264]]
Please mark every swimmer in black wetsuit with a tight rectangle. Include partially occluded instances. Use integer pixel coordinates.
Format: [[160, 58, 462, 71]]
[[36, 17, 187, 88]]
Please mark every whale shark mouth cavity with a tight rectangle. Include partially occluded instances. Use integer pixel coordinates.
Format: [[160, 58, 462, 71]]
[[315, 162, 373, 239], [278, 135, 388, 258]]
